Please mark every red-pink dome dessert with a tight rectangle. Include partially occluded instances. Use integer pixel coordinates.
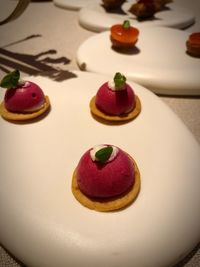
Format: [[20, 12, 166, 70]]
[[76, 145, 135, 198], [4, 81, 45, 113], [1, 70, 45, 113], [95, 72, 136, 115]]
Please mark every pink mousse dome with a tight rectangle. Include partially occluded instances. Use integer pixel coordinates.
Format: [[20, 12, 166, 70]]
[[76, 147, 135, 198], [95, 82, 136, 115], [4, 81, 45, 113]]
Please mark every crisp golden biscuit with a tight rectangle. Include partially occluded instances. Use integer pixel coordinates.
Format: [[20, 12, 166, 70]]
[[90, 95, 141, 123], [0, 95, 50, 121], [71, 156, 140, 212]]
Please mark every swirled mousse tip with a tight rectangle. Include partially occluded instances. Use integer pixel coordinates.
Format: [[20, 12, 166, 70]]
[[72, 144, 141, 211]]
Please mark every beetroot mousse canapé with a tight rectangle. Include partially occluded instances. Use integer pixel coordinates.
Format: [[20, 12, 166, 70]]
[[0, 70, 50, 121], [76, 144, 135, 198], [72, 144, 141, 211], [89, 72, 141, 123]]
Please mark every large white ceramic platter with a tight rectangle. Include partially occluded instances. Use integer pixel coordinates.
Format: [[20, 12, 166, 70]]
[[0, 71, 200, 267], [53, 0, 99, 10], [77, 27, 200, 95], [79, 1, 195, 32]]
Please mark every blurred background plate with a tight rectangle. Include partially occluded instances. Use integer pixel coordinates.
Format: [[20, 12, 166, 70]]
[[76, 27, 200, 95], [53, 0, 99, 10], [79, 1, 195, 32]]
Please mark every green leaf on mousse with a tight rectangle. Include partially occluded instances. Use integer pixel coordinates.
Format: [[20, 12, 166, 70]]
[[95, 146, 113, 163], [114, 72, 126, 88], [123, 20, 130, 29], [0, 70, 20, 89]]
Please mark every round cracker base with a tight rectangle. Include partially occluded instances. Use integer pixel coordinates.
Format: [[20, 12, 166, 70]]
[[71, 157, 140, 212], [0, 95, 50, 121], [90, 95, 141, 123]]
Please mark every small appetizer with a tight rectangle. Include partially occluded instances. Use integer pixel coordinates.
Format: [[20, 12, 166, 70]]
[[72, 144, 140, 211], [129, 0, 172, 20], [110, 20, 139, 49], [129, 0, 157, 20], [0, 70, 50, 121], [102, 0, 126, 10], [90, 72, 141, 123], [186, 32, 200, 57]]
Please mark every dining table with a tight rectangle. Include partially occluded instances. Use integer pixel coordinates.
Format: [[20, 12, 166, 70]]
[[0, 0, 199, 266]]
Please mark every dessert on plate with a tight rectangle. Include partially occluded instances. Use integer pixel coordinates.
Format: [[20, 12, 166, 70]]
[[186, 32, 200, 57], [0, 70, 50, 121], [110, 20, 139, 49], [102, 0, 126, 10], [90, 72, 141, 123], [129, 0, 172, 20], [72, 144, 140, 211]]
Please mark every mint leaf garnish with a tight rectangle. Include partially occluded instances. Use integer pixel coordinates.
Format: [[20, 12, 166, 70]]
[[95, 146, 113, 163], [0, 70, 20, 89], [114, 72, 126, 88], [123, 20, 130, 29]]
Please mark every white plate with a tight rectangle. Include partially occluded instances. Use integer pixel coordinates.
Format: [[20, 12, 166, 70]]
[[0, 71, 200, 267], [79, 1, 195, 32], [53, 0, 99, 10], [76, 27, 200, 95]]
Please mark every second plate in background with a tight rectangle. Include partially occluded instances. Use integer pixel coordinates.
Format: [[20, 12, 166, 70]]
[[76, 27, 200, 95]]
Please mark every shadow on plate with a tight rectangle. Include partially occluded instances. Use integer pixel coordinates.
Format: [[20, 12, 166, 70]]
[[90, 112, 139, 126], [127, 14, 163, 22], [0, 34, 77, 82], [111, 45, 141, 55], [173, 243, 200, 267]]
